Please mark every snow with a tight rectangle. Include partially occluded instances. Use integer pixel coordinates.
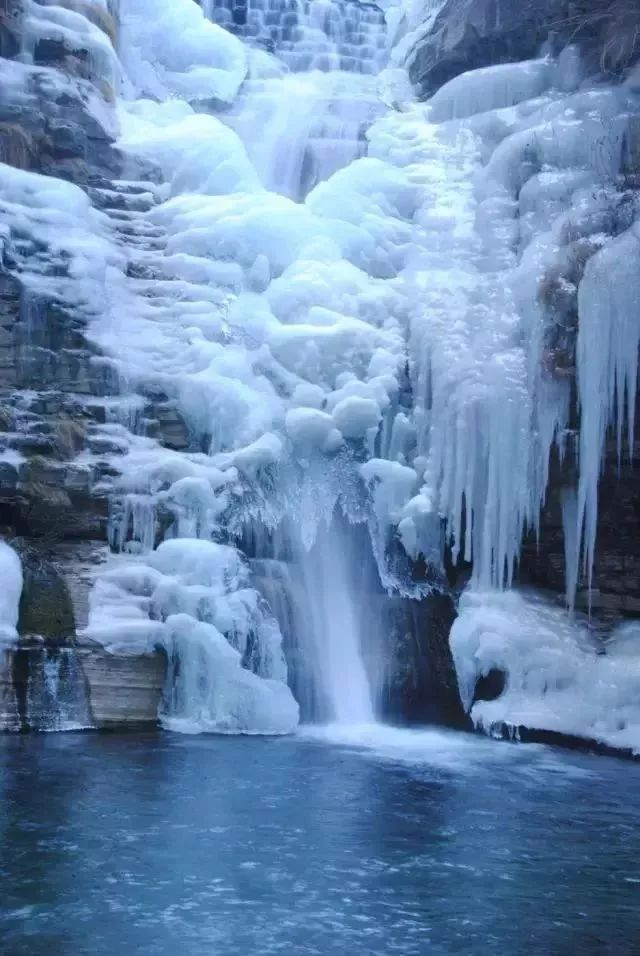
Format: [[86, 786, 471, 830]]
[[118, 106, 261, 197], [0, 542, 23, 644], [451, 590, 640, 754]]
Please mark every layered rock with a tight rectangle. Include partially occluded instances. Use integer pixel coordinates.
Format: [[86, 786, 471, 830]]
[[0, 0, 168, 730]]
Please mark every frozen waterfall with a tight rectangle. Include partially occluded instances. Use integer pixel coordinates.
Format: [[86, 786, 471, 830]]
[[3, 0, 640, 746]]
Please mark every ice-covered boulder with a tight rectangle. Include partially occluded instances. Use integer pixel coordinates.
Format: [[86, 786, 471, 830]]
[[451, 589, 640, 754], [400, 0, 640, 97]]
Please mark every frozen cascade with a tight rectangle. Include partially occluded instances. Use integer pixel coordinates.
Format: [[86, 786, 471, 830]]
[[24, 648, 93, 732], [208, 0, 387, 198], [247, 509, 378, 724], [293, 513, 376, 723], [2, 0, 640, 743]]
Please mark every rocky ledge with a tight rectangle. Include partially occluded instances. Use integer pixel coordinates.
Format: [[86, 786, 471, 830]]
[[0, 0, 170, 731]]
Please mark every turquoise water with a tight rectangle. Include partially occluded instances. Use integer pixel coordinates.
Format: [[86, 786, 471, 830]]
[[0, 727, 638, 955]]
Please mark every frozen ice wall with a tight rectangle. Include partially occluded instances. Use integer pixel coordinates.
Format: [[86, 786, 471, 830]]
[[4, 0, 640, 743]]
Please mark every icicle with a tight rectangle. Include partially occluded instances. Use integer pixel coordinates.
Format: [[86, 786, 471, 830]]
[[575, 222, 640, 602]]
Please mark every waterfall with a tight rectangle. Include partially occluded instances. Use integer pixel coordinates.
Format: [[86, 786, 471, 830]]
[[211, 0, 387, 199], [3, 0, 640, 746], [294, 514, 375, 724]]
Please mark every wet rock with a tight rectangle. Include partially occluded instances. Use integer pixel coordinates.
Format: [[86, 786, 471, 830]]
[[11, 538, 77, 643], [0, 649, 20, 730], [0, 122, 37, 169], [376, 591, 470, 729], [45, 120, 87, 160]]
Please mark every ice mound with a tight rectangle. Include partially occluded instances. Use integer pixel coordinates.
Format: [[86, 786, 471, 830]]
[[85, 539, 298, 735], [428, 59, 554, 122], [119, 0, 247, 104], [451, 590, 640, 753], [23, 0, 119, 90]]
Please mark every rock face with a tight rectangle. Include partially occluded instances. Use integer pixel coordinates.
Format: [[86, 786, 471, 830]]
[[376, 593, 470, 729], [405, 0, 640, 95], [0, 642, 165, 731], [402, 2, 640, 617], [0, 0, 168, 731], [520, 425, 640, 617]]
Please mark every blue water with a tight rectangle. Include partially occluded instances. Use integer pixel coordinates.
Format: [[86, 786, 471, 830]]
[[0, 725, 638, 955]]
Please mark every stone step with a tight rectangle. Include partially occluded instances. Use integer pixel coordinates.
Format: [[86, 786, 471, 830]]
[[88, 187, 158, 214], [110, 179, 167, 199], [112, 221, 167, 239]]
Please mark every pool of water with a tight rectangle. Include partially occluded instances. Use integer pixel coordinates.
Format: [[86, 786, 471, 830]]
[[0, 724, 638, 955]]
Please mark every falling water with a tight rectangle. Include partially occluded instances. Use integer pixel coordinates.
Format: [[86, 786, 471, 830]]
[[213, 0, 386, 198], [214, 0, 387, 723], [295, 515, 375, 724]]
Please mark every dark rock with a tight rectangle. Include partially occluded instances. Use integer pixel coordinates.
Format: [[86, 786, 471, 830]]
[[519, 397, 640, 613], [484, 722, 640, 761], [377, 591, 470, 729], [11, 538, 76, 643], [406, 0, 568, 95], [0, 0, 21, 59], [404, 0, 640, 96], [472, 667, 506, 707]]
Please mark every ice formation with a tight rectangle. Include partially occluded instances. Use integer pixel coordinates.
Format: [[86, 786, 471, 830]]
[[3, 0, 640, 742], [451, 590, 640, 754], [0, 541, 23, 643], [85, 539, 298, 734]]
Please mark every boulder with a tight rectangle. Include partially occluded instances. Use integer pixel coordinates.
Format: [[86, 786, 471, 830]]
[[405, 0, 568, 94], [404, 0, 640, 96]]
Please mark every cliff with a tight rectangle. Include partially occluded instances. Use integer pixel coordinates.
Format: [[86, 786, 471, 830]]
[[0, 0, 167, 729]]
